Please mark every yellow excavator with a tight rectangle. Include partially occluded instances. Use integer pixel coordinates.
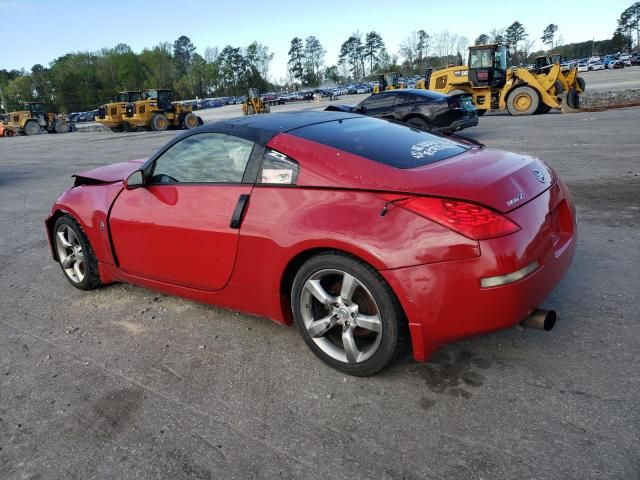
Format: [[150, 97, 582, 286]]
[[4, 102, 67, 135], [96, 91, 143, 132], [242, 88, 270, 115], [417, 44, 585, 115], [124, 89, 202, 131], [372, 73, 407, 94]]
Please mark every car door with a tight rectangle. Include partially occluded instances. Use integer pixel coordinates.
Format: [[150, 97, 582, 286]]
[[359, 93, 396, 119], [109, 132, 257, 291]]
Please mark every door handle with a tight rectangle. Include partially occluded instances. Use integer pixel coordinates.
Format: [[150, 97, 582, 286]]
[[230, 194, 250, 229]]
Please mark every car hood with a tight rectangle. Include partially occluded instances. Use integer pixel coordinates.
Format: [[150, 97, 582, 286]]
[[74, 158, 146, 183]]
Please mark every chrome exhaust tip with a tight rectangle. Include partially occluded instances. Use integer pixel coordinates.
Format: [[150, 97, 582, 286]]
[[520, 309, 556, 331]]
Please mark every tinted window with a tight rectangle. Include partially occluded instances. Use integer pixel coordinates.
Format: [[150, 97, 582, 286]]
[[151, 133, 254, 184], [258, 149, 300, 185], [290, 117, 468, 169], [360, 94, 395, 110]]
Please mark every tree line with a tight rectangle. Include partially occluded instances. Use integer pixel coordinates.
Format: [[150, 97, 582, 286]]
[[0, 35, 275, 113], [2, 2, 638, 113]]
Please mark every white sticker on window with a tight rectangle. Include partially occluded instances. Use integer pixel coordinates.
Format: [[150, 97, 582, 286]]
[[262, 169, 293, 184], [409, 139, 457, 159]]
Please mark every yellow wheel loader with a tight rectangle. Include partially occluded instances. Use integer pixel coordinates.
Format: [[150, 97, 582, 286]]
[[96, 91, 143, 132], [242, 88, 270, 115], [125, 89, 202, 131], [372, 73, 407, 94], [421, 44, 585, 115], [5, 102, 67, 135]]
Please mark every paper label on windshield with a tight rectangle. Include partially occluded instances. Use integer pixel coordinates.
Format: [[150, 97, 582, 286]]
[[410, 139, 457, 159]]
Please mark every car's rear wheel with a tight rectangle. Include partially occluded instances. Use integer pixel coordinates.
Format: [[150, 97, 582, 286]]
[[406, 116, 431, 131], [291, 253, 405, 376], [53, 215, 102, 290]]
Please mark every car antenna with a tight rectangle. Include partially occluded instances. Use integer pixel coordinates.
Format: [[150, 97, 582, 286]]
[[380, 196, 413, 217]]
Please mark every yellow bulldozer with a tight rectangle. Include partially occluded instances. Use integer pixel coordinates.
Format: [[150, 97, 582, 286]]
[[124, 89, 202, 131], [417, 44, 585, 115], [372, 73, 407, 94], [242, 88, 270, 115], [4, 102, 67, 135], [96, 91, 143, 132]]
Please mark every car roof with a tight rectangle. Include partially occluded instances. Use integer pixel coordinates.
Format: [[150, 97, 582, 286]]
[[194, 111, 362, 145], [376, 88, 448, 101]]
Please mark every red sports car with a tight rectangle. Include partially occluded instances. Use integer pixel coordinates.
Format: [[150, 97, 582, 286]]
[[46, 112, 576, 376]]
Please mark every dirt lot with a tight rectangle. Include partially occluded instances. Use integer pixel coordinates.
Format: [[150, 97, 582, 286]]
[[1, 104, 639, 479]]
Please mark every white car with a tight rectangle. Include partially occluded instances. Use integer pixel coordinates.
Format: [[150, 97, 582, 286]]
[[577, 62, 589, 72], [590, 62, 605, 71]]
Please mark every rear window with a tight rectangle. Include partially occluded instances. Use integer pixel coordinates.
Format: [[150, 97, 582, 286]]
[[289, 117, 468, 168]]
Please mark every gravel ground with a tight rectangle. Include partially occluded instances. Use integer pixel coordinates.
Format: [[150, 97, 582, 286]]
[[0, 102, 639, 478]]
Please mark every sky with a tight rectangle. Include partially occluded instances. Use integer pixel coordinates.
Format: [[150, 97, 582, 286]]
[[0, 0, 630, 81]]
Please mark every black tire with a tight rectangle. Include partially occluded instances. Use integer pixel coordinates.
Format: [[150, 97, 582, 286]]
[[109, 126, 123, 133], [150, 113, 169, 131], [122, 121, 137, 132], [291, 252, 407, 376], [247, 105, 255, 115], [68, 124, 77, 133], [405, 116, 431, 131], [567, 88, 580, 109], [506, 85, 540, 116], [181, 112, 198, 129], [197, 116, 204, 126], [24, 120, 40, 136], [553, 80, 564, 95], [54, 119, 67, 134], [535, 103, 552, 114], [577, 77, 586, 93], [53, 215, 102, 291]]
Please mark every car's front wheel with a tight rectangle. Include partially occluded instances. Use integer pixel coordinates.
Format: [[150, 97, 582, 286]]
[[53, 215, 102, 290], [291, 253, 406, 376]]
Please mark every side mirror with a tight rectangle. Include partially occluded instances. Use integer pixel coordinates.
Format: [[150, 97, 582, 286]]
[[124, 170, 144, 190]]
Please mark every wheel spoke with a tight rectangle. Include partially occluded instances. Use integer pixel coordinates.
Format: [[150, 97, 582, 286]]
[[307, 314, 334, 338], [354, 313, 382, 333], [73, 261, 83, 281], [67, 228, 79, 246], [305, 279, 336, 305], [340, 273, 358, 301], [57, 230, 72, 248], [61, 253, 75, 269], [342, 327, 360, 364]]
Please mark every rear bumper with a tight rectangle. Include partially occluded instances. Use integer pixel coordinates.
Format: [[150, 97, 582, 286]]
[[382, 180, 577, 361], [435, 114, 478, 133]]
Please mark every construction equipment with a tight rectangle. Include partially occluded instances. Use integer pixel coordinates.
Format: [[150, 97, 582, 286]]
[[96, 91, 143, 132], [0, 123, 16, 137], [420, 44, 585, 115], [373, 73, 407, 94], [242, 88, 270, 115], [4, 102, 67, 135], [124, 89, 202, 131]]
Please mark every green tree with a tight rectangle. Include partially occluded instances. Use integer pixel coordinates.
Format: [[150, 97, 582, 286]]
[[541, 24, 559, 50], [288, 37, 305, 82], [618, 2, 640, 49], [303, 36, 325, 86], [474, 34, 489, 45], [339, 33, 365, 79], [364, 31, 385, 75], [505, 21, 528, 63], [173, 35, 196, 77], [140, 43, 176, 89]]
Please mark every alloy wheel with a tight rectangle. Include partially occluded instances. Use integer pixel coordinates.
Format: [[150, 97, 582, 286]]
[[300, 269, 383, 364], [55, 224, 85, 283]]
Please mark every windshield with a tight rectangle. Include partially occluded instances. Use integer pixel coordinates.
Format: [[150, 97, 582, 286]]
[[469, 49, 492, 68], [144, 89, 158, 100], [289, 117, 468, 169], [494, 46, 507, 70], [29, 103, 45, 115]]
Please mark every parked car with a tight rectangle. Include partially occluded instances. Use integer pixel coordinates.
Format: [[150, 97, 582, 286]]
[[590, 62, 606, 71], [46, 111, 576, 376], [609, 60, 625, 69], [577, 62, 589, 72], [325, 88, 478, 133]]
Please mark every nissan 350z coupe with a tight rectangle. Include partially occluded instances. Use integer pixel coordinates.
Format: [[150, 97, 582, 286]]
[[46, 112, 576, 376]]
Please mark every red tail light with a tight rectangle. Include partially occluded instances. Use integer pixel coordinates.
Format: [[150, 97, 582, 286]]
[[379, 194, 520, 240]]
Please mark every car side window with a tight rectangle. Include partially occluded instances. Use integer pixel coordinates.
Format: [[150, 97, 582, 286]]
[[361, 93, 395, 110], [150, 133, 254, 184], [258, 149, 300, 185], [394, 94, 417, 105]]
